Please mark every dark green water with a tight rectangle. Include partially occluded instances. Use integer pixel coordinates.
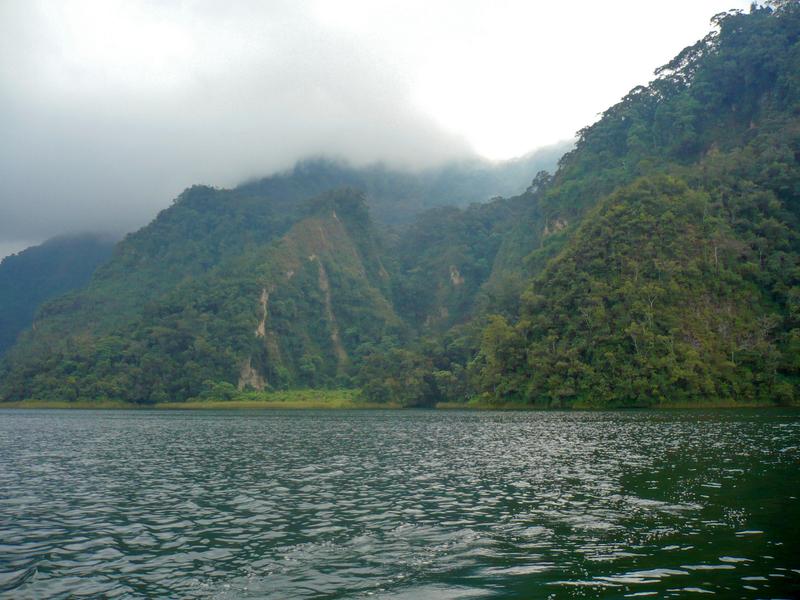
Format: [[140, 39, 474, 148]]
[[0, 409, 798, 599]]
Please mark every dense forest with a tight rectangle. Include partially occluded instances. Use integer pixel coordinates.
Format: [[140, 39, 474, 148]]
[[1, 3, 799, 407], [0, 235, 115, 357]]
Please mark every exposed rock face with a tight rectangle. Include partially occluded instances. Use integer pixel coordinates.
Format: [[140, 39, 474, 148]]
[[238, 358, 266, 391], [449, 265, 465, 286], [313, 256, 348, 370], [255, 287, 269, 338]]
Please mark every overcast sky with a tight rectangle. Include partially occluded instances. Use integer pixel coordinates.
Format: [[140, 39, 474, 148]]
[[0, 0, 752, 257]]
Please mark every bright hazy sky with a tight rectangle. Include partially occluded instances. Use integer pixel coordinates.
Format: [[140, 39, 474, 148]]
[[0, 0, 752, 256]]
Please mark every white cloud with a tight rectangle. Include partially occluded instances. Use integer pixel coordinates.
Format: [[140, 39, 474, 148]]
[[0, 0, 752, 244]]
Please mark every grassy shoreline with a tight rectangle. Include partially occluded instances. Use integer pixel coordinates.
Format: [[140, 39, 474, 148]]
[[435, 399, 798, 410], [0, 389, 403, 410], [1, 389, 796, 411]]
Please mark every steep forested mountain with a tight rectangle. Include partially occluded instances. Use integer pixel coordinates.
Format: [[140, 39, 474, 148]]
[[0, 191, 403, 403], [467, 2, 800, 406], [1, 3, 798, 407], [0, 235, 115, 356]]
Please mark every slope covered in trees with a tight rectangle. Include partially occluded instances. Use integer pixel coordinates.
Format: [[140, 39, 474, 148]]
[[0, 191, 403, 403], [467, 2, 800, 406], [0, 235, 115, 356], [1, 3, 798, 407]]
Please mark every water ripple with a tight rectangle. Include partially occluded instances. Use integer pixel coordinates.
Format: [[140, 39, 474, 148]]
[[0, 409, 798, 598]]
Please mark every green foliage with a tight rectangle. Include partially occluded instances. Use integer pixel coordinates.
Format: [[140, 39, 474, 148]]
[[474, 175, 796, 406], [3, 5, 800, 408], [388, 198, 525, 330], [464, 4, 800, 407], [356, 347, 440, 407], [0, 235, 115, 355], [0, 191, 403, 404]]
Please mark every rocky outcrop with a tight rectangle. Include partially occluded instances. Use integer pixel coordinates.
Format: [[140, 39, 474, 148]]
[[238, 358, 266, 391], [313, 256, 349, 370], [255, 287, 269, 338], [449, 265, 465, 286]]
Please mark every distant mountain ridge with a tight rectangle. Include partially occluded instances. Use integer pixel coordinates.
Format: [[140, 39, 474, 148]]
[[236, 144, 571, 225], [0, 144, 565, 356]]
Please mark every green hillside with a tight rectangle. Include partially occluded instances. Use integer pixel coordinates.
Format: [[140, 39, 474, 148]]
[[0, 191, 402, 403], [473, 175, 798, 406], [1, 3, 799, 408], [468, 3, 800, 406], [0, 235, 115, 356]]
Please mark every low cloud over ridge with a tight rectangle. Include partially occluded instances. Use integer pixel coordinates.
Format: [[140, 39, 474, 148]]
[[0, 1, 471, 244], [0, 0, 752, 247]]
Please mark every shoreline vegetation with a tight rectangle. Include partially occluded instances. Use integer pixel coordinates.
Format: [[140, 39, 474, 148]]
[[1, 389, 796, 410]]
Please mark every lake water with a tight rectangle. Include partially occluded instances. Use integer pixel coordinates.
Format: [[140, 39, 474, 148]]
[[0, 409, 798, 599]]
